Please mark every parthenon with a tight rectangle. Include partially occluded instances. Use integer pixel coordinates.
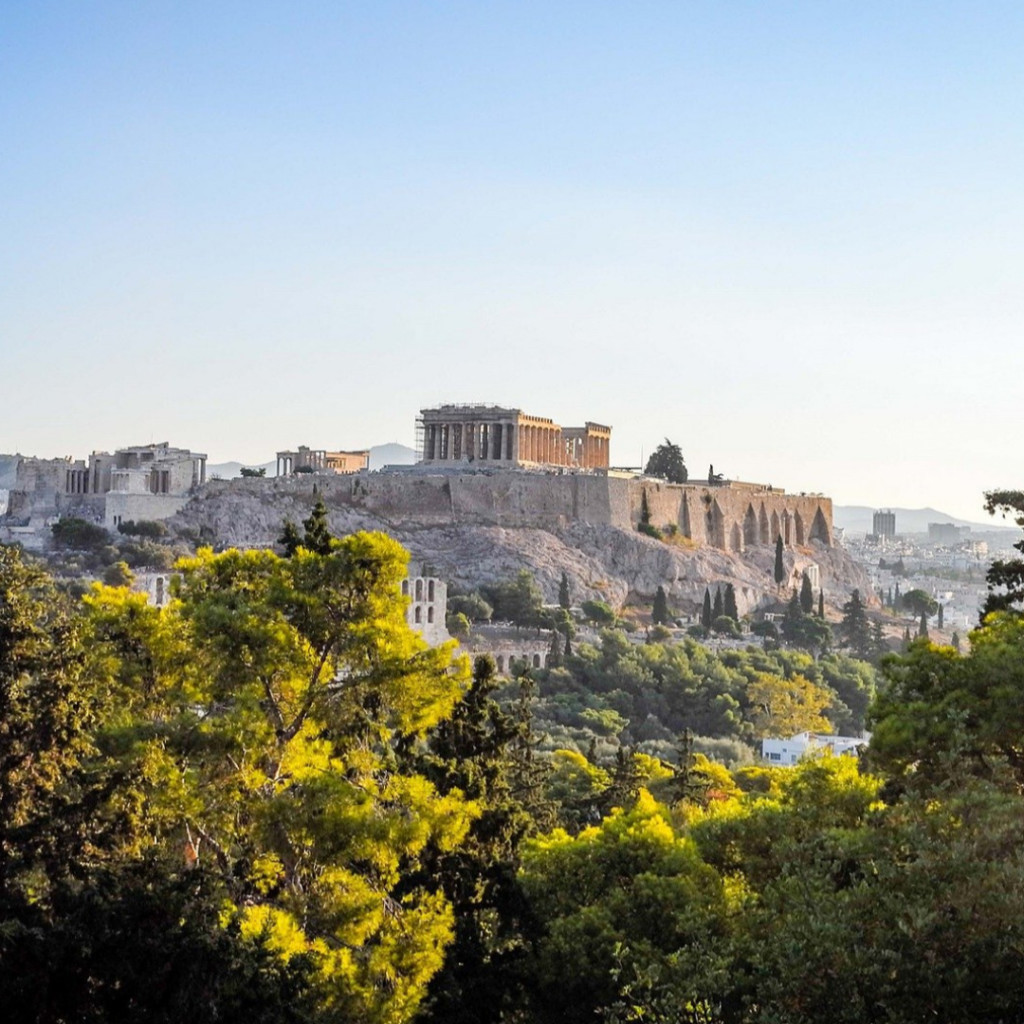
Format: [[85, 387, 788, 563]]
[[418, 404, 611, 469]]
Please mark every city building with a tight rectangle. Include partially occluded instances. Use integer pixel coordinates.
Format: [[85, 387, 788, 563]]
[[762, 731, 869, 765], [872, 509, 896, 540]]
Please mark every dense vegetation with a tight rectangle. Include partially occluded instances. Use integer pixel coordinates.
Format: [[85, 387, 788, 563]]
[[3, 493, 1024, 1023]]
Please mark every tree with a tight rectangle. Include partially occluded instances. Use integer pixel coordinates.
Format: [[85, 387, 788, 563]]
[[800, 572, 814, 615], [643, 439, 687, 484], [901, 588, 938, 620], [723, 583, 738, 623], [83, 534, 477, 1023], [301, 497, 333, 555], [637, 491, 660, 539], [781, 595, 833, 657], [102, 560, 134, 587], [447, 593, 493, 622], [818, 588, 825, 618], [652, 586, 670, 625], [701, 588, 712, 629], [746, 672, 833, 738], [240, 466, 266, 477], [938, 603, 944, 630], [51, 517, 109, 550], [558, 571, 571, 610], [774, 535, 785, 588], [711, 587, 724, 623], [483, 571, 544, 631], [581, 599, 616, 626], [839, 590, 872, 659], [982, 489, 1024, 617]]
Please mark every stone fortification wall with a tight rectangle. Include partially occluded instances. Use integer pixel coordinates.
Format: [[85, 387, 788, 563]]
[[199, 469, 832, 554]]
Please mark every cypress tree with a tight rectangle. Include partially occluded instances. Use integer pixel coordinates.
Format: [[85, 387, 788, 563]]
[[724, 583, 738, 622], [902, 626, 912, 651], [918, 611, 928, 638], [774, 535, 785, 588], [937, 603, 944, 630], [818, 588, 825, 618], [712, 587, 724, 622], [702, 588, 712, 628], [800, 573, 814, 615], [558, 571, 571, 610], [652, 585, 670, 625], [564, 631, 572, 659]]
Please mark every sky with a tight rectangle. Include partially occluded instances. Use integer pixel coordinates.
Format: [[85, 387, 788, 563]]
[[2, 1, 1022, 522]]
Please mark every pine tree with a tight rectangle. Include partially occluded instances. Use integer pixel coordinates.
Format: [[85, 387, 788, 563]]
[[839, 589, 873, 659], [702, 588, 712, 628], [774, 535, 785, 588], [558, 571, 571, 610], [652, 585, 670, 625], [302, 498, 334, 554], [712, 587, 724, 622], [278, 519, 302, 557], [800, 573, 814, 615], [818, 588, 825, 618], [870, 620, 887, 663], [723, 583, 738, 622]]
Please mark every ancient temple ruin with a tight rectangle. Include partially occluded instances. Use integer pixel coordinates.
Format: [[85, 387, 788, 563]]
[[417, 404, 611, 469]]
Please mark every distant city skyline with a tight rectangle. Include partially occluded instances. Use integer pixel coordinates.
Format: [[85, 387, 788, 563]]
[[3, 2, 1021, 524]]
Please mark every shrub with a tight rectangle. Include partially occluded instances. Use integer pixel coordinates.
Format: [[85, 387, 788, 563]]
[[51, 518, 108, 550]]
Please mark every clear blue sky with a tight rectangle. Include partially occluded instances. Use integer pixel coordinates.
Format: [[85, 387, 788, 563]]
[[2, 2, 1022, 521]]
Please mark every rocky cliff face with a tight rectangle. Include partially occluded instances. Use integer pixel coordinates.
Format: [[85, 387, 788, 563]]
[[168, 479, 873, 614]]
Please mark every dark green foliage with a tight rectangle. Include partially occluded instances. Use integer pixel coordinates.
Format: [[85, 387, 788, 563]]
[[839, 589, 872, 659], [901, 588, 938, 619], [652, 586, 670, 625], [711, 587, 723, 622], [482, 571, 544, 630], [116, 519, 168, 539], [301, 498, 333, 555], [781, 595, 833, 657], [581, 599, 616, 626], [918, 611, 928, 637], [448, 592, 493, 622], [637, 490, 661, 539], [723, 583, 738, 623], [712, 615, 740, 638], [938, 603, 944, 629], [558, 572, 571, 610], [799, 572, 814, 615], [774, 535, 785, 587], [982, 489, 1024, 617], [701, 588, 712, 629], [643, 439, 687, 484], [818, 588, 825, 618], [51, 517, 108, 550], [239, 466, 266, 477]]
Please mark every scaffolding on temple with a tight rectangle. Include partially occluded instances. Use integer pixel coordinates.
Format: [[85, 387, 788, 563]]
[[414, 413, 425, 463]]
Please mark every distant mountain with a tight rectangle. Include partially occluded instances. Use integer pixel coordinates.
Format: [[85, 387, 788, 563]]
[[207, 443, 417, 480], [834, 505, 1017, 536]]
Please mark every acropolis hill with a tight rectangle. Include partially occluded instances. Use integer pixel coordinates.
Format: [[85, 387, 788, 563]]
[[167, 403, 866, 616]]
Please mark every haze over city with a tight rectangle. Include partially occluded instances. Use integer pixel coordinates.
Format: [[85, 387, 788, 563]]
[[3, 2, 1022, 522]]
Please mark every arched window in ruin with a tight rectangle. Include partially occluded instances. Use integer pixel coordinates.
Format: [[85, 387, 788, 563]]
[[402, 580, 409, 596], [428, 580, 435, 601], [810, 507, 831, 544], [759, 504, 770, 545], [414, 606, 422, 623], [427, 607, 434, 623], [415, 579, 423, 601], [532, 653, 540, 668], [743, 505, 758, 547]]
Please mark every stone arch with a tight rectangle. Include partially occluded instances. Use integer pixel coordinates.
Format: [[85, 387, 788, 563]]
[[759, 504, 770, 544], [427, 606, 434, 623], [771, 510, 780, 542], [428, 579, 435, 601], [401, 579, 409, 596], [706, 500, 726, 549], [532, 653, 541, 668], [730, 522, 743, 552], [415, 578, 423, 601], [743, 505, 758, 547], [794, 511, 805, 545], [810, 506, 831, 544], [415, 606, 422, 623]]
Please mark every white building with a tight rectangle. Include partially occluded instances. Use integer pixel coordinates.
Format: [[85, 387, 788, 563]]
[[402, 567, 451, 646], [761, 731, 868, 765]]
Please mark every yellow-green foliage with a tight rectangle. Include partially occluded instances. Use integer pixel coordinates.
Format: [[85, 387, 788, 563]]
[[83, 532, 477, 1024]]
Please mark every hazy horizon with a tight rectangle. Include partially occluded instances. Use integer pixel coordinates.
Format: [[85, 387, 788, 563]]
[[3, 2, 1022, 523]]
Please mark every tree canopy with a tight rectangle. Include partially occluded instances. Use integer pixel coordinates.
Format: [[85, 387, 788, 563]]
[[643, 439, 687, 484]]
